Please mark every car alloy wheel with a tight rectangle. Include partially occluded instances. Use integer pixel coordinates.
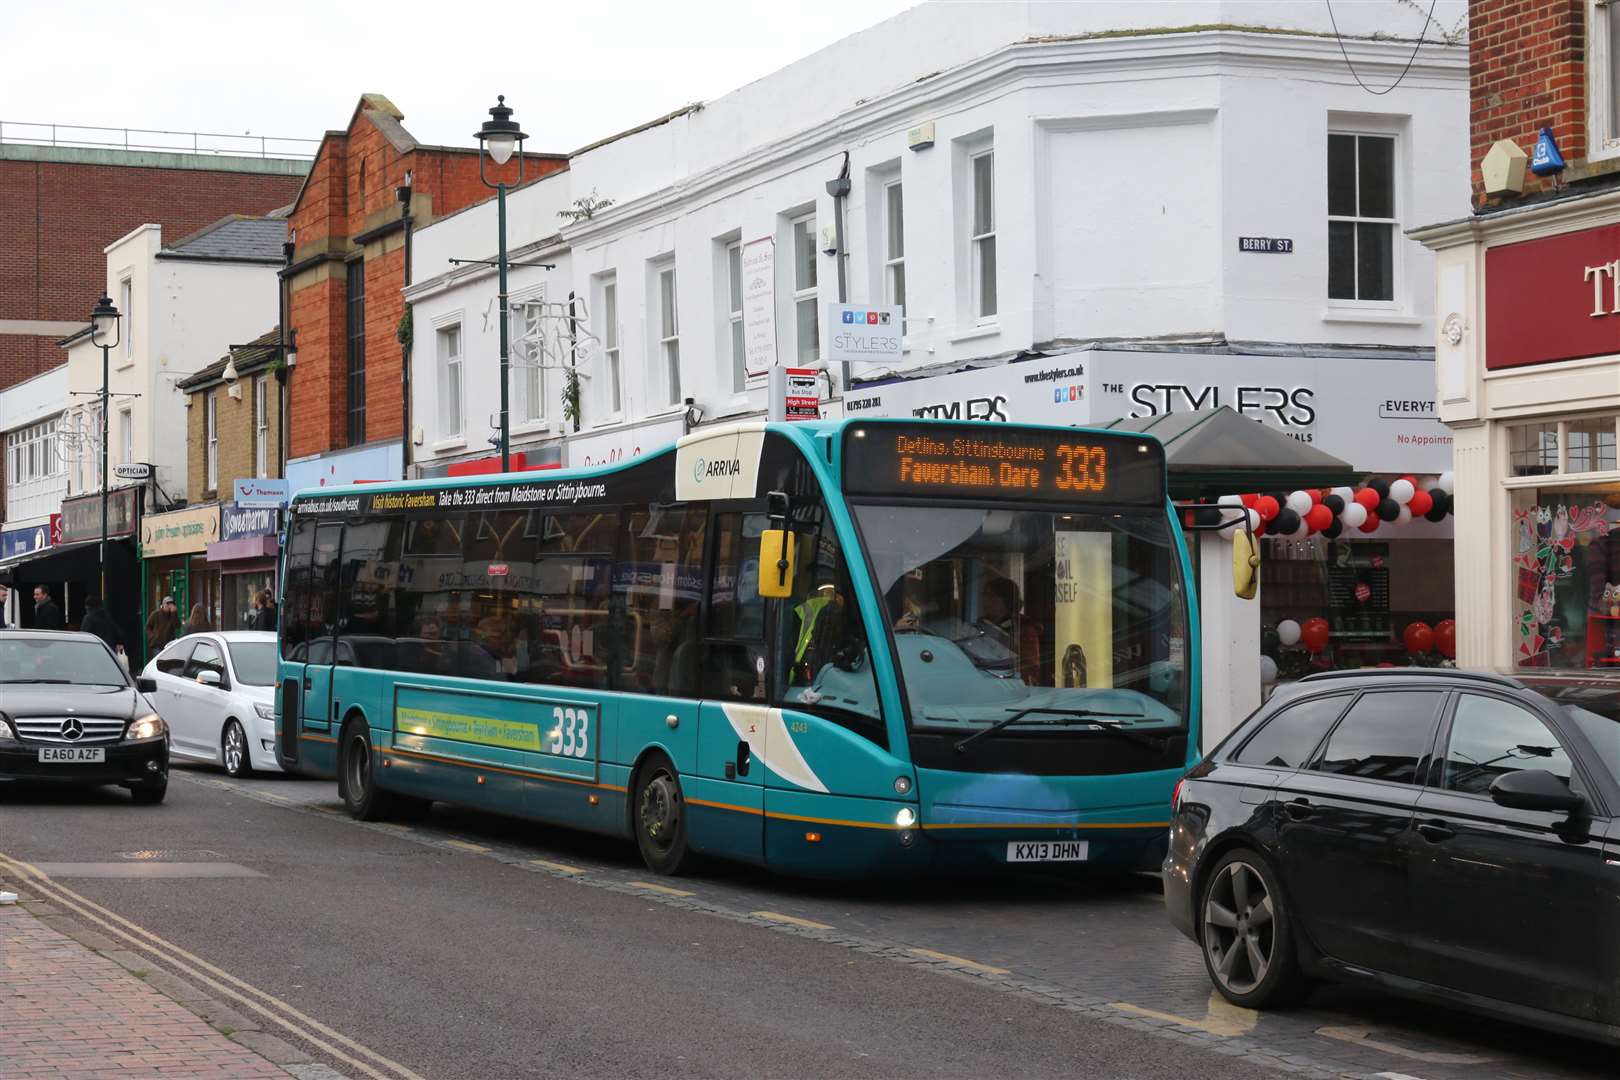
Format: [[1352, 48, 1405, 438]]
[[1203, 858, 1275, 995], [223, 720, 250, 778]]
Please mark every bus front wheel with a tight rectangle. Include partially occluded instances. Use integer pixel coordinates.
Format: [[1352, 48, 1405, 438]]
[[341, 721, 397, 821], [634, 753, 691, 876]]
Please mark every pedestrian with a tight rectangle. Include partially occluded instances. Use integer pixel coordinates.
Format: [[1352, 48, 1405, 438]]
[[0, 583, 9, 629], [146, 595, 180, 654], [80, 594, 126, 664], [31, 585, 63, 630], [186, 602, 211, 634], [252, 589, 278, 633]]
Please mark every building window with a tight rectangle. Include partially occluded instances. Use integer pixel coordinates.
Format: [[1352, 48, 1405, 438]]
[[119, 408, 132, 466], [656, 263, 681, 406], [599, 277, 622, 417], [206, 392, 218, 492], [1327, 133, 1396, 303], [514, 302, 545, 424], [726, 240, 745, 392], [970, 152, 996, 320], [3, 419, 60, 488], [1568, 416, 1619, 473], [346, 260, 366, 446], [791, 214, 819, 363], [1511, 415, 1620, 477], [88, 406, 102, 491], [884, 179, 906, 325], [119, 278, 132, 360], [254, 375, 269, 478], [1593, 1, 1620, 157], [437, 323, 463, 439], [1511, 486, 1620, 670]]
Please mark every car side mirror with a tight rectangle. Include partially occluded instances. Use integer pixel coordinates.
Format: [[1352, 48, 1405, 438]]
[[197, 670, 223, 688], [135, 676, 157, 694], [1489, 769, 1584, 814]]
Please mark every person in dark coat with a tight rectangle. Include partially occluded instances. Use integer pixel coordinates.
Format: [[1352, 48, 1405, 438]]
[[252, 589, 278, 632], [32, 586, 64, 631], [80, 594, 125, 658]]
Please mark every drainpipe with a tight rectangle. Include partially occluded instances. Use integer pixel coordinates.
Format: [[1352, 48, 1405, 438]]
[[278, 233, 294, 477], [825, 151, 852, 396], [398, 170, 414, 479]]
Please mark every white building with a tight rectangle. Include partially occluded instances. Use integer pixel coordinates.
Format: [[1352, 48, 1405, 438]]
[[0, 364, 71, 563], [59, 216, 287, 509], [405, 0, 1470, 738]]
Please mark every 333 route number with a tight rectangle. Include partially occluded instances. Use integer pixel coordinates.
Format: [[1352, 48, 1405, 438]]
[[548, 706, 591, 758]]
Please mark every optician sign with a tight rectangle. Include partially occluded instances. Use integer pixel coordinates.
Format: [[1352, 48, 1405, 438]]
[[845, 349, 1452, 474], [232, 477, 290, 508]]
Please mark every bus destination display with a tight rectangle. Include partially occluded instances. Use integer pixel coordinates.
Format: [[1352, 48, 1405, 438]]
[[842, 423, 1164, 505]]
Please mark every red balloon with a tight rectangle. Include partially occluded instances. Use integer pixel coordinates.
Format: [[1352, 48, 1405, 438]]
[[1403, 621, 1435, 654], [1253, 518, 1266, 537], [1304, 505, 1334, 533], [1256, 495, 1280, 522], [1301, 619, 1332, 654], [1408, 489, 1434, 517], [1354, 488, 1382, 511], [1359, 515, 1381, 533], [1400, 474, 1418, 489], [1241, 493, 1260, 508], [1434, 619, 1457, 659]]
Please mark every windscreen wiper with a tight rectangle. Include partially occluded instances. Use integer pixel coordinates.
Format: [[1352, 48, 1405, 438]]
[[953, 706, 1147, 754], [0, 678, 72, 684]]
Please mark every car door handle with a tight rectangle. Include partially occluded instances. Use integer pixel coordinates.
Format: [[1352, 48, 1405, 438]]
[[1416, 819, 1454, 842], [1283, 798, 1313, 820]]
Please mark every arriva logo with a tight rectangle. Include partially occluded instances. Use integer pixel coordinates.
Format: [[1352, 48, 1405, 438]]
[[694, 456, 742, 482], [693, 457, 706, 482]]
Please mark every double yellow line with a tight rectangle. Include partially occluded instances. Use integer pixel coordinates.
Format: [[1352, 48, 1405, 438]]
[[0, 851, 424, 1080]]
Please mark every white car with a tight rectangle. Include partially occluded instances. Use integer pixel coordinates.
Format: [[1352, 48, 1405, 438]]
[[140, 631, 281, 777]]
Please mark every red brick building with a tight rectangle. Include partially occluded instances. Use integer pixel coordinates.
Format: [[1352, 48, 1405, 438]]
[[0, 142, 306, 392], [284, 94, 566, 472]]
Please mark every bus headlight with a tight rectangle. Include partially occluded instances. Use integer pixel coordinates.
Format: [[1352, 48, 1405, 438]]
[[127, 714, 166, 741], [895, 807, 916, 829]]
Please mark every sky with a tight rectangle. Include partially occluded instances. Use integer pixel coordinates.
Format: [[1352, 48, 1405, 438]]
[[2, 0, 925, 158]]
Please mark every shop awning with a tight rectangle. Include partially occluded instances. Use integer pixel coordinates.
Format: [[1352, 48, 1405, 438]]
[[1101, 406, 1361, 499], [0, 538, 105, 585]]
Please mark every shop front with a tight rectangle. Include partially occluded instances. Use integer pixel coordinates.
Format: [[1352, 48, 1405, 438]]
[[0, 488, 142, 652], [141, 504, 222, 641], [210, 504, 281, 631], [1415, 192, 1620, 678]]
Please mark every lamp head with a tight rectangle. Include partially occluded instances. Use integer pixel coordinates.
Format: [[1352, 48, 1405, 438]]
[[89, 294, 121, 349], [476, 95, 525, 166]]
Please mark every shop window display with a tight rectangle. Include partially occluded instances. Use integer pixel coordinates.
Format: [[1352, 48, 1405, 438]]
[[1511, 491, 1620, 670]]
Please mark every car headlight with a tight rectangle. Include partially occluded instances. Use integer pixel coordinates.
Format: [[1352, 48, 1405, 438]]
[[254, 702, 275, 721], [127, 713, 166, 741]]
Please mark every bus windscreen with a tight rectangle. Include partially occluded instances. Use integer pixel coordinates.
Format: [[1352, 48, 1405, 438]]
[[841, 423, 1165, 506]]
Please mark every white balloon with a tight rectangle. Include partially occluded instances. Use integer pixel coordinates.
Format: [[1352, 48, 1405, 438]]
[[1341, 502, 1369, 528], [1437, 471, 1455, 494], [1220, 507, 1259, 540], [1396, 504, 1413, 525], [1286, 490, 1314, 516], [1287, 518, 1310, 539], [1259, 655, 1279, 684], [1419, 475, 1439, 492], [1389, 479, 1415, 504], [1331, 486, 1355, 504], [1218, 493, 1244, 507], [1277, 619, 1302, 646]]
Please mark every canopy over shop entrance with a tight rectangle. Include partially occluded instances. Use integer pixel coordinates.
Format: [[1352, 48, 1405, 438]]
[[1102, 406, 1360, 498], [0, 537, 142, 660]]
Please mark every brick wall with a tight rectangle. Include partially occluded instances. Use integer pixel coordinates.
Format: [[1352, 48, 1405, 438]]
[[0, 156, 303, 391], [1470, 0, 1587, 200], [187, 375, 282, 501], [285, 97, 565, 463]]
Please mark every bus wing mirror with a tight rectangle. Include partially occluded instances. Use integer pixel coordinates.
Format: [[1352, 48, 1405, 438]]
[[1232, 528, 1260, 600], [759, 529, 797, 599]]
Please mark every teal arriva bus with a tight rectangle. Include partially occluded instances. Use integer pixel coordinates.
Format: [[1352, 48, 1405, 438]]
[[275, 418, 1199, 877]]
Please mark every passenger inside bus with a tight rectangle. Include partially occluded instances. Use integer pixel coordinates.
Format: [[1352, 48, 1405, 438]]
[[978, 574, 1043, 685]]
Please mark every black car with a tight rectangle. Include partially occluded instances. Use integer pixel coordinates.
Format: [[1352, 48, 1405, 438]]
[[1166, 668, 1620, 1044], [0, 630, 169, 803]]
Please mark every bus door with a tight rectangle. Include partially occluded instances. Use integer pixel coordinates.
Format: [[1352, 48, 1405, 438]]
[[299, 522, 344, 754]]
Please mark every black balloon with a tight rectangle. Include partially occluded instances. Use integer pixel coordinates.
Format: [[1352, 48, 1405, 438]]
[[1368, 477, 1391, 498], [1272, 507, 1301, 535], [1321, 519, 1344, 539], [1194, 506, 1222, 527], [1377, 497, 1401, 522], [1322, 494, 1345, 515], [1425, 490, 1451, 522]]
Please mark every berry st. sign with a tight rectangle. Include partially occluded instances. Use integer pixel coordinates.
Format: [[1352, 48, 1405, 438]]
[[1485, 223, 1620, 370]]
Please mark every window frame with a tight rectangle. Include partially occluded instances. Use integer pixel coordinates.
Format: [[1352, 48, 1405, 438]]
[[436, 321, 465, 440], [1506, 413, 1620, 480], [1591, 0, 1620, 163], [654, 261, 681, 408], [1326, 130, 1400, 308], [119, 277, 133, 360], [1305, 686, 1445, 789], [205, 391, 218, 492], [254, 375, 269, 478], [969, 149, 997, 322], [119, 407, 133, 466], [512, 298, 546, 426], [726, 239, 746, 394], [1430, 690, 1582, 799], [790, 212, 819, 364], [883, 178, 906, 329], [345, 259, 367, 447], [596, 274, 622, 421], [1229, 691, 1354, 769]]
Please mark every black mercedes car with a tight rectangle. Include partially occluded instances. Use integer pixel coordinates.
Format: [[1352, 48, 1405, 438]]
[[0, 630, 169, 803], [1166, 668, 1620, 1044]]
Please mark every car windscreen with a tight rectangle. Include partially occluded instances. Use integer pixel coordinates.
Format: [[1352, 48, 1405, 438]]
[[0, 637, 128, 687], [226, 641, 278, 686]]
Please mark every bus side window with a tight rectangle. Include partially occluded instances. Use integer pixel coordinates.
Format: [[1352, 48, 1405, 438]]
[[703, 511, 769, 702], [281, 513, 317, 658], [615, 502, 705, 697]]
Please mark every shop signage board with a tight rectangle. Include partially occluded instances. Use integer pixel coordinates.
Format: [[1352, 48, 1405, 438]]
[[1486, 223, 1620, 370], [112, 462, 152, 481], [741, 238, 777, 376], [141, 504, 221, 558], [784, 367, 821, 421], [827, 304, 903, 364], [286, 442, 402, 495], [59, 488, 139, 544], [844, 349, 1452, 474], [1237, 237, 1294, 253], [0, 524, 50, 560], [565, 416, 686, 470], [232, 477, 290, 508], [221, 504, 280, 543]]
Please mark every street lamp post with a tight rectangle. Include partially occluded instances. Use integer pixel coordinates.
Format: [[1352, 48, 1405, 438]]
[[474, 95, 528, 473], [88, 294, 121, 600]]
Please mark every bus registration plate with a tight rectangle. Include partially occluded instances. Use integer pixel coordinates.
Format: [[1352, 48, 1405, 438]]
[[1006, 840, 1088, 863]]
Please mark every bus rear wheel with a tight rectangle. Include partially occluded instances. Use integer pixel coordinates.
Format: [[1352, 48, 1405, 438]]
[[634, 754, 691, 876]]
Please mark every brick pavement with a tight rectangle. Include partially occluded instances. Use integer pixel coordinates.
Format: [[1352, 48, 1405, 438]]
[[0, 902, 286, 1079]]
